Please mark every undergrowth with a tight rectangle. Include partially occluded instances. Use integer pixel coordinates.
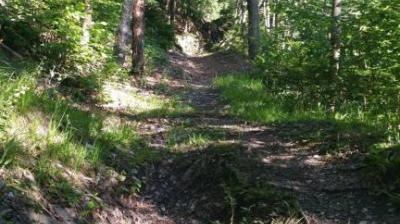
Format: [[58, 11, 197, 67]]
[[214, 73, 400, 205], [0, 56, 169, 221]]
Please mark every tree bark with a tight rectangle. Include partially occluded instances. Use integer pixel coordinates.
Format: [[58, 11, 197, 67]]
[[81, 0, 93, 46], [132, 0, 145, 75], [331, 0, 341, 79], [263, 0, 270, 32], [169, 0, 176, 25], [115, 0, 133, 66], [330, 0, 342, 110], [247, 0, 260, 59]]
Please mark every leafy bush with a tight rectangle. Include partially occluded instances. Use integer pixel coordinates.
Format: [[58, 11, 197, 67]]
[[366, 145, 400, 204], [0, 0, 121, 73]]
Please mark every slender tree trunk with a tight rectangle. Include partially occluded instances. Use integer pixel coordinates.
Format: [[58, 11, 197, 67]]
[[169, 0, 176, 25], [263, 0, 270, 32], [274, 0, 279, 29], [81, 0, 93, 46], [331, 0, 341, 79], [132, 0, 145, 75], [165, 0, 170, 11], [116, 0, 133, 66], [247, 0, 260, 59], [330, 0, 342, 110], [235, 0, 241, 20]]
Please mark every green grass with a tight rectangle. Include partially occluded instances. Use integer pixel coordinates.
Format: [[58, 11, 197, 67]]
[[0, 57, 164, 214], [214, 74, 327, 123], [214, 74, 400, 133], [166, 125, 228, 151]]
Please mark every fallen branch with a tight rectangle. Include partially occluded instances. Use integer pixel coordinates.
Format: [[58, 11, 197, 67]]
[[0, 42, 23, 60]]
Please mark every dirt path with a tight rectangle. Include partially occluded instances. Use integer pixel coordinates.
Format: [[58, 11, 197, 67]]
[[3, 51, 398, 224], [137, 51, 399, 224]]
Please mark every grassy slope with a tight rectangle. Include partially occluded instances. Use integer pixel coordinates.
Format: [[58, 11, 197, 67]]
[[0, 52, 192, 222]]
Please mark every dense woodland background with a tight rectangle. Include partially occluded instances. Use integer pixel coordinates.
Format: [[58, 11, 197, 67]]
[[0, 0, 400, 223]]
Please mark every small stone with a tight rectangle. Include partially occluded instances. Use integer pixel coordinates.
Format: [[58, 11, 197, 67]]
[[313, 155, 322, 159]]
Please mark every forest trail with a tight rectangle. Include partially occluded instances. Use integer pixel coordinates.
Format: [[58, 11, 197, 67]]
[[3, 51, 398, 224], [133, 51, 399, 224]]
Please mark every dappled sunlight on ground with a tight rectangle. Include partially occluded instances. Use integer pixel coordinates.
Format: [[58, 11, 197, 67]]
[[102, 81, 166, 113]]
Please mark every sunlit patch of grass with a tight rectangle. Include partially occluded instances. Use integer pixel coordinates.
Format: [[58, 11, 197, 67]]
[[6, 114, 87, 170], [101, 81, 193, 117], [214, 74, 327, 123], [214, 74, 398, 134], [166, 125, 228, 151]]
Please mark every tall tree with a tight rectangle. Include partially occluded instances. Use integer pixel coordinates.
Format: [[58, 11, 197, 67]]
[[331, 0, 341, 80], [115, 0, 133, 66], [132, 0, 145, 75], [168, 0, 176, 25], [80, 0, 93, 46], [247, 0, 260, 59], [330, 0, 341, 110], [262, 0, 271, 32]]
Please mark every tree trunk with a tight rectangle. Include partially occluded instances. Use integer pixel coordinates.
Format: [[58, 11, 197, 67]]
[[247, 0, 260, 59], [263, 0, 270, 32], [165, 0, 170, 11], [330, 0, 342, 110], [331, 0, 341, 79], [169, 0, 176, 25], [132, 0, 145, 75], [81, 0, 93, 46], [274, 0, 279, 29], [115, 0, 133, 66]]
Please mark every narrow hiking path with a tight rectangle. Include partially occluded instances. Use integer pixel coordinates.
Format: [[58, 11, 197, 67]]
[[134, 51, 399, 224]]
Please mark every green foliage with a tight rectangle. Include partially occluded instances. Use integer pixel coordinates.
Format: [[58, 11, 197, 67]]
[[0, 140, 21, 168], [365, 145, 400, 204], [0, 58, 38, 167], [143, 2, 175, 73], [179, 0, 229, 22], [214, 74, 327, 123], [0, 0, 122, 72], [218, 0, 400, 200]]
